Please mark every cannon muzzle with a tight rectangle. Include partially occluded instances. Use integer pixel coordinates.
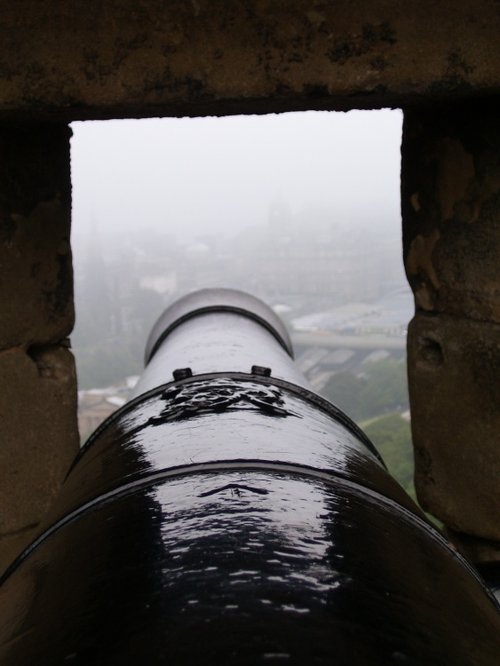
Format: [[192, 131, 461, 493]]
[[1, 288, 499, 665]]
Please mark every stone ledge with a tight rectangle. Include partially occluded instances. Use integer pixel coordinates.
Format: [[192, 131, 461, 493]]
[[0, 0, 498, 119]]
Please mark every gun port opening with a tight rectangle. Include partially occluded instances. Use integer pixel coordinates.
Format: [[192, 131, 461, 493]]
[[70, 109, 417, 499]]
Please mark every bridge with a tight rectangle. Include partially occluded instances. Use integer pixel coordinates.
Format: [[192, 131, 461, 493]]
[[292, 331, 406, 352]]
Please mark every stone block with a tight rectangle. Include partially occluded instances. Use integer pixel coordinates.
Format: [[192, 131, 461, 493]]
[[407, 312, 500, 540], [0, 345, 79, 551], [402, 105, 500, 323], [0, 124, 74, 349], [0, 1, 498, 120]]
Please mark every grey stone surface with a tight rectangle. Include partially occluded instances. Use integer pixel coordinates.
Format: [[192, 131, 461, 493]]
[[0, 346, 79, 554], [407, 313, 500, 541], [402, 105, 500, 324], [0, 125, 74, 349], [403, 106, 500, 552], [0, 124, 77, 573], [0, 1, 498, 120]]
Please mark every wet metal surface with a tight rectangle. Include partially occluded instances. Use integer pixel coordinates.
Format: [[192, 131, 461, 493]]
[[1, 289, 499, 664], [143, 287, 293, 365], [132, 312, 307, 398], [1, 472, 499, 665], [46, 375, 417, 526]]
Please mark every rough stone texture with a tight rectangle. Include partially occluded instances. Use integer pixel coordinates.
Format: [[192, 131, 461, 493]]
[[0, 1, 498, 121], [402, 104, 500, 324], [0, 125, 74, 349], [0, 346, 78, 573], [402, 105, 500, 554], [0, 124, 78, 573], [407, 313, 500, 542]]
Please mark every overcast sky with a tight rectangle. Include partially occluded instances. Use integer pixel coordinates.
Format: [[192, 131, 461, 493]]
[[70, 109, 403, 246]]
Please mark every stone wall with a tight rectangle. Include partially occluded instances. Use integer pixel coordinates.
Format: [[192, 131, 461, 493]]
[[0, 125, 79, 571], [0, 0, 498, 120], [402, 105, 500, 557], [0, 1, 499, 572]]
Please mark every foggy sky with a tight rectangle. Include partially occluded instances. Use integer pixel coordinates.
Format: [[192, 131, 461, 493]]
[[70, 109, 403, 246]]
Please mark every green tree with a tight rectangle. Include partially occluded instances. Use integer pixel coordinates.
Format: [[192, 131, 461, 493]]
[[321, 358, 409, 423], [363, 413, 415, 499], [358, 358, 409, 420], [321, 371, 366, 421]]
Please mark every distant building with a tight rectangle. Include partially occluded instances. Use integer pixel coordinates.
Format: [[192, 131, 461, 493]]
[[78, 376, 138, 441]]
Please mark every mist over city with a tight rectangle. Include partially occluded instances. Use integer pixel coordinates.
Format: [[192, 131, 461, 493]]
[[71, 109, 402, 242], [71, 109, 415, 495]]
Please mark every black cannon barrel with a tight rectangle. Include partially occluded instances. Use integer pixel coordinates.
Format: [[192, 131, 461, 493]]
[[0, 288, 499, 665]]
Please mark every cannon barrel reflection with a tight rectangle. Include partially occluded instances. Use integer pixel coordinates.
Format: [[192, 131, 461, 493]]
[[0, 288, 499, 665]]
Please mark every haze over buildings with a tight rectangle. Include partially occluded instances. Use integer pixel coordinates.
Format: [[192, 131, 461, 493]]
[[70, 110, 410, 392], [71, 109, 403, 243]]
